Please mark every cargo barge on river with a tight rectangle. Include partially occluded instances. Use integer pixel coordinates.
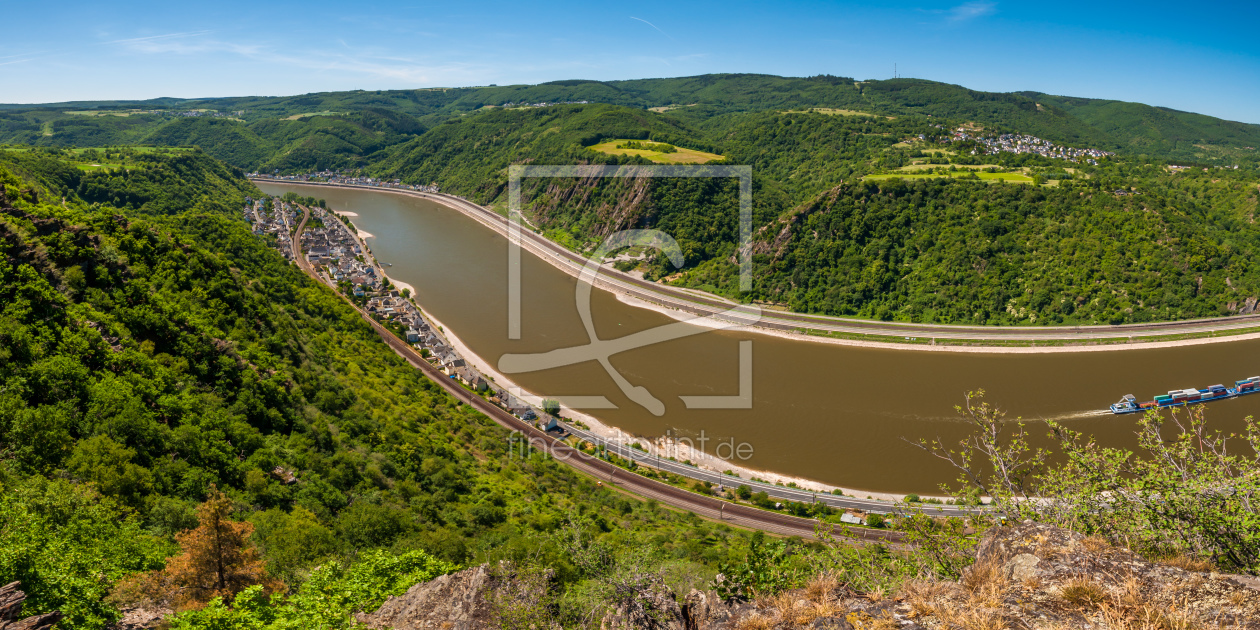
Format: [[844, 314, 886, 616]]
[[1110, 376, 1260, 414]]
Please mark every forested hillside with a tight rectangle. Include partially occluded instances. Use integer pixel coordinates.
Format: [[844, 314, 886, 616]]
[[0, 150, 750, 629], [356, 104, 1260, 326], [4, 73, 1260, 166], [4, 73, 1260, 326], [1, 147, 1258, 628], [744, 172, 1260, 324]]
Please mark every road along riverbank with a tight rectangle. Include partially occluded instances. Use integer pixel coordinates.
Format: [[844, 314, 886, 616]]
[[251, 179, 1260, 354], [257, 180, 1260, 497], [285, 205, 931, 539], [289, 193, 942, 502]]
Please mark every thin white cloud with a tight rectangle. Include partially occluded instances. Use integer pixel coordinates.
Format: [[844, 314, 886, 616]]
[[945, 1, 996, 22], [104, 30, 213, 46], [630, 17, 674, 40]]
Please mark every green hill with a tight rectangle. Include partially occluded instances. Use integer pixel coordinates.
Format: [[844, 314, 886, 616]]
[[0, 149, 750, 629], [4, 74, 1260, 167], [357, 103, 1260, 326], [1023, 91, 1260, 161], [4, 73, 1260, 327]]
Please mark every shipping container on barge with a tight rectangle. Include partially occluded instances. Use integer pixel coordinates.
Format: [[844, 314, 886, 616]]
[[1110, 376, 1260, 414]]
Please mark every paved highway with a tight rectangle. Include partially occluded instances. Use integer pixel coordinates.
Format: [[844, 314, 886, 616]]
[[256, 179, 1260, 345], [282, 193, 977, 518], [561, 423, 977, 518], [288, 206, 911, 542]]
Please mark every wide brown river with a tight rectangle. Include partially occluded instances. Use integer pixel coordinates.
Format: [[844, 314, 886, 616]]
[[260, 182, 1260, 494]]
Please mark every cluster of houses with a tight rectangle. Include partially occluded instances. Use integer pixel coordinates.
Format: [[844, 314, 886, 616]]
[[149, 109, 245, 118], [248, 195, 551, 429], [946, 129, 1113, 165], [300, 206, 380, 294], [242, 197, 297, 262], [377, 295, 541, 424], [251, 171, 440, 194], [497, 100, 590, 108]]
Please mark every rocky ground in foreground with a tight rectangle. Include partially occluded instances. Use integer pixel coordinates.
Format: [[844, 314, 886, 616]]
[[354, 521, 1260, 630]]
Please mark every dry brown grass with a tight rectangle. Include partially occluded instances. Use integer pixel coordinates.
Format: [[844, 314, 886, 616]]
[[961, 556, 1008, 594], [768, 592, 814, 626], [1096, 578, 1208, 630], [809, 599, 843, 621], [1158, 554, 1214, 573], [759, 591, 843, 627], [805, 572, 838, 604], [1058, 576, 1108, 608], [898, 578, 956, 618], [960, 556, 1009, 608], [1228, 591, 1249, 608], [1110, 576, 1145, 610], [1098, 601, 1203, 630], [1081, 535, 1113, 554], [734, 612, 773, 630], [930, 601, 1007, 630], [865, 586, 886, 603], [858, 610, 901, 630]]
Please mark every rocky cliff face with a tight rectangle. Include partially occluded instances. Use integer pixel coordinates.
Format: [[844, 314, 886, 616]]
[[361, 522, 1260, 629], [356, 565, 500, 630], [0, 582, 63, 630]]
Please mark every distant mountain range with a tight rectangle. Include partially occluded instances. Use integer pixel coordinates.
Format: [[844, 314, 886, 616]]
[[5, 73, 1260, 328], [2, 74, 1258, 168]]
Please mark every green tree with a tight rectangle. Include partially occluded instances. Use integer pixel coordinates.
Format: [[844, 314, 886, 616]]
[[0, 476, 167, 630], [67, 435, 154, 510]]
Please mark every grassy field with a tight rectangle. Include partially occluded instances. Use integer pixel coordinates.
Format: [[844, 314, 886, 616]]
[[648, 104, 696, 113], [66, 110, 152, 117], [283, 111, 343, 120], [5, 146, 193, 171], [587, 139, 724, 164], [65, 146, 193, 154], [898, 162, 1003, 171], [783, 108, 892, 119], [864, 170, 1037, 184]]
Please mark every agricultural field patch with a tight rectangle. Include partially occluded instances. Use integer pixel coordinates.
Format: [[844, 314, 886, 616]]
[[283, 111, 344, 120], [587, 139, 723, 164], [783, 108, 893, 119], [863, 170, 1036, 184]]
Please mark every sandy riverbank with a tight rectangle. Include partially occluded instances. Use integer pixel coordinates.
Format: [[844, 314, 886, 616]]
[[405, 190, 1260, 356], [378, 267, 912, 501], [269, 180, 1260, 501], [260, 180, 1260, 356]]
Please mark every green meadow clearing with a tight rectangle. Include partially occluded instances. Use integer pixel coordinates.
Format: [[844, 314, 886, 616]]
[[587, 139, 724, 164], [283, 110, 343, 120], [863, 170, 1037, 184], [782, 108, 893, 119]]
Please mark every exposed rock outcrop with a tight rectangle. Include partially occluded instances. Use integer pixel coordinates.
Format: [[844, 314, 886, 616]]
[[356, 565, 498, 630], [696, 521, 1260, 629], [360, 524, 1260, 629], [0, 582, 63, 630], [108, 606, 171, 630]]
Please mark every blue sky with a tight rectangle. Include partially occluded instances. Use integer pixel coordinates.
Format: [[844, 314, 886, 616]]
[[3, 0, 1259, 124]]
